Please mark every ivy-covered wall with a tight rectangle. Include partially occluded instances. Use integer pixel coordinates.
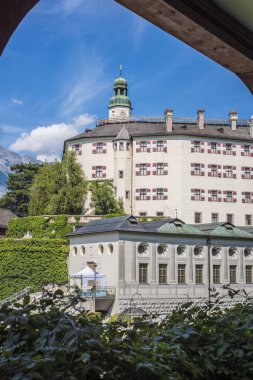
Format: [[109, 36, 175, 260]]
[[7, 215, 73, 239], [0, 239, 69, 300]]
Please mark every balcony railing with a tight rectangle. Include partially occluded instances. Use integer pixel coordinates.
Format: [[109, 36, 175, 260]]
[[81, 287, 116, 299]]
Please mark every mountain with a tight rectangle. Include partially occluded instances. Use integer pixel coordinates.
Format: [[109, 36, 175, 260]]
[[0, 145, 41, 197]]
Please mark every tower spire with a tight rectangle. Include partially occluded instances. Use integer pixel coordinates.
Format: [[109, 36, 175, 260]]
[[108, 67, 132, 119]]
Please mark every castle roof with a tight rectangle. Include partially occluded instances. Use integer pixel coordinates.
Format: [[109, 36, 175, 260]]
[[65, 118, 252, 144], [114, 125, 130, 140]]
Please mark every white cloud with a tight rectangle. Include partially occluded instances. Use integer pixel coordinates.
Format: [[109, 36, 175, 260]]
[[9, 113, 95, 162], [62, 0, 83, 13], [36, 154, 60, 162], [12, 98, 24, 105], [132, 15, 148, 49], [0, 125, 24, 134], [61, 54, 109, 116], [73, 113, 95, 128]]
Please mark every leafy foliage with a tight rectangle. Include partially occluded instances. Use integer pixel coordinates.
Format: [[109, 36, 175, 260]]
[[90, 181, 124, 215], [0, 289, 253, 379], [29, 152, 88, 215], [7, 215, 73, 239], [0, 239, 68, 299], [0, 163, 41, 216]]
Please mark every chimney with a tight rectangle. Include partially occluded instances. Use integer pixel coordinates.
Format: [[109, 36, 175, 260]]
[[197, 109, 205, 129], [164, 108, 173, 132], [250, 116, 253, 138], [229, 110, 238, 131]]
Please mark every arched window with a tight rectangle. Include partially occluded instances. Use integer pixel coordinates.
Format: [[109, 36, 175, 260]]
[[73, 246, 77, 256], [98, 244, 104, 255], [108, 244, 113, 255], [81, 246, 85, 256]]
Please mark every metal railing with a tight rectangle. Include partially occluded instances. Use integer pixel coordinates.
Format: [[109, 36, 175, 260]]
[[0, 286, 32, 307], [81, 286, 116, 299]]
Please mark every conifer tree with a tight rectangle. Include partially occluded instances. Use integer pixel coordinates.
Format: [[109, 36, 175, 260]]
[[0, 163, 41, 216]]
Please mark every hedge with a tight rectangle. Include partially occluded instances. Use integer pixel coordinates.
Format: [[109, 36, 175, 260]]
[[7, 215, 73, 239], [0, 289, 253, 379], [0, 239, 69, 300]]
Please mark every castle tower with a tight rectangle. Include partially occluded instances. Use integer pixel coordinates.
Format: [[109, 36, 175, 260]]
[[113, 125, 132, 214], [109, 65, 132, 120]]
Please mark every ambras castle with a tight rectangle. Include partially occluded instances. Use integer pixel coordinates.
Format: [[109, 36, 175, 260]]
[[64, 71, 253, 226]]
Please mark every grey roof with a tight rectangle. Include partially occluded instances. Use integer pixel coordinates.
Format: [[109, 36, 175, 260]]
[[141, 218, 175, 231], [69, 215, 144, 236], [0, 208, 16, 227], [69, 216, 253, 239], [114, 125, 130, 140], [65, 120, 253, 144]]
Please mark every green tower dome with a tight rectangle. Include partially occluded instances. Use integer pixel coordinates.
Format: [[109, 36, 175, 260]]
[[108, 66, 132, 111]]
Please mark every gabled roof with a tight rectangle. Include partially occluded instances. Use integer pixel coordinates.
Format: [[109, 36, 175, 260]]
[[195, 222, 253, 238], [157, 221, 205, 235], [114, 125, 130, 140], [69, 215, 144, 236], [69, 216, 253, 239], [0, 208, 16, 227]]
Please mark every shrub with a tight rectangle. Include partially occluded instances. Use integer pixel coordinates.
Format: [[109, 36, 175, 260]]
[[0, 289, 252, 379], [7, 215, 72, 239], [0, 239, 68, 299]]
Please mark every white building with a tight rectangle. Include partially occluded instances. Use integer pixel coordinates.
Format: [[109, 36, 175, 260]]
[[64, 71, 253, 225], [68, 215, 253, 315]]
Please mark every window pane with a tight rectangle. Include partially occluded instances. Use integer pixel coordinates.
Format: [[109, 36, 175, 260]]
[[178, 264, 186, 283], [195, 264, 203, 284], [195, 212, 201, 223], [246, 266, 252, 283], [140, 189, 147, 200], [213, 265, 220, 283], [229, 265, 237, 283], [157, 188, 164, 199], [139, 263, 148, 283], [159, 264, 167, 284]]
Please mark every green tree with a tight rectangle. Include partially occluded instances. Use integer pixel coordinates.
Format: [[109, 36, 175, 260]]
[[90, 181, 124, 215], [29, 152, 88, 215], [0, 163, 41, 216]]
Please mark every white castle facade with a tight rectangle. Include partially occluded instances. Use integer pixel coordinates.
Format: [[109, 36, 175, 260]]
[[65, 72, 253, 226]]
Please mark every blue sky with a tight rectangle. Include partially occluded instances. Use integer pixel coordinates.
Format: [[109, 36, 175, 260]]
[[0, 0, 252, 160]]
